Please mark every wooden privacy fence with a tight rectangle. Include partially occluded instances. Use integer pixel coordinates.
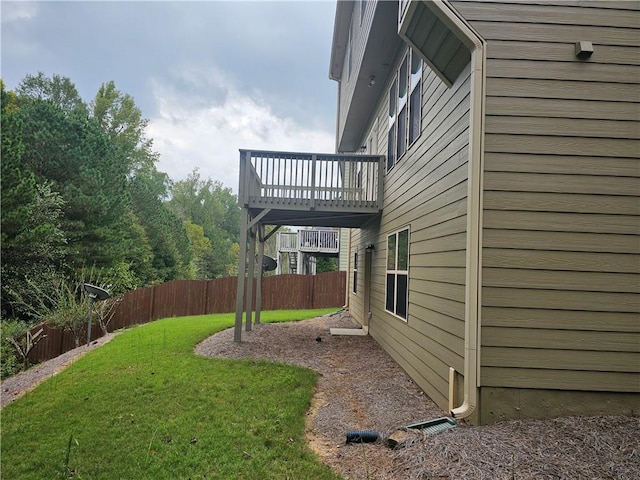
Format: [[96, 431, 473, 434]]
[[26, 271, 346, 363]]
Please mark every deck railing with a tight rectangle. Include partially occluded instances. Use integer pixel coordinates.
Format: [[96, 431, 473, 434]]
[[277, 232, 298, 252], [299, 229, 339, 253], [239, 150, 384, 211], [277, 229, 340, 254]]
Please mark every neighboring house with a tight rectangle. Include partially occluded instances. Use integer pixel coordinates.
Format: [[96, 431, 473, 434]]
[[236, 0, 639, 425], [331, 0, 639, 425]]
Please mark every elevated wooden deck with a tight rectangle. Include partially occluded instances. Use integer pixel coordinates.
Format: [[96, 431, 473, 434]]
[[235, 149, 384, 342], [239, 149, 384, 228]]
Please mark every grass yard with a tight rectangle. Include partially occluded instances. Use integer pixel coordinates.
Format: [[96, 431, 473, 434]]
[[1, 309, 342, 480]]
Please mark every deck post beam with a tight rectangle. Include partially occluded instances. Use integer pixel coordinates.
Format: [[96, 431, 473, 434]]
[[234, 208, 250, 342], [245, 224, 257, 332], [248, 208, 271, 230], [255, 224, 265, 325]]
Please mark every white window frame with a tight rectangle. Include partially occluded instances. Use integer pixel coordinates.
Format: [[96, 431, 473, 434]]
[[386, 48, 422, 173], [387, 76, 397, 172], [408, 49, 423, 147], [385, 227, 410, 320], [396, 52, 409, 161]]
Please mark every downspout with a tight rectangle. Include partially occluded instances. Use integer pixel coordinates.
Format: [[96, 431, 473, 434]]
[[442, 3, 486, 421]]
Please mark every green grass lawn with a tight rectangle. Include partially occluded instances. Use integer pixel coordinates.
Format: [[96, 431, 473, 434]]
[[1, 309, 342, 480]]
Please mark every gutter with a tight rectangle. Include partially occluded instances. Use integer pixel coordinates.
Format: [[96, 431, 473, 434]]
[[429, 0, 486, 421]]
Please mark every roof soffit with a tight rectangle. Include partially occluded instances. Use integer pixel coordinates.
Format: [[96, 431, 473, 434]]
[[329, 1, 355, 81], [338, 1, 403, 152], [399, 1, 473, 86]]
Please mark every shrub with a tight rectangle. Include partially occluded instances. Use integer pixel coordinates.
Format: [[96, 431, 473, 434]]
[[1, 319, 32, 379], [45, 281, 88, 347]]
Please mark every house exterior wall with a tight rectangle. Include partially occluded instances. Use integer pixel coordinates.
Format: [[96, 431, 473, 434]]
[[338, 0, 639, 424], [339, 228, 350, 272], [347, 46, 473, 410], [451, 0, 640, 422]]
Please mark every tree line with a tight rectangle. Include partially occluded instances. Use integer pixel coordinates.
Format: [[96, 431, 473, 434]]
[[1, 73, 242, 374]]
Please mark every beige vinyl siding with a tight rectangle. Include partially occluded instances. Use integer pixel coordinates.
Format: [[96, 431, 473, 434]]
[[453, 0, 640, 393], [339, 228, 350, 272], [347, 48, 472, 411], [349, 242, 363, 316]]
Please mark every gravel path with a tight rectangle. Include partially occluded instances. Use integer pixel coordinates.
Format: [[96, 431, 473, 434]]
[[1, 333, 116, 408], [3, 313, 639, 479]]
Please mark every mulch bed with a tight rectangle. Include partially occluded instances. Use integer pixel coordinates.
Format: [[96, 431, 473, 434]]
[[196, 312, 640, 480]]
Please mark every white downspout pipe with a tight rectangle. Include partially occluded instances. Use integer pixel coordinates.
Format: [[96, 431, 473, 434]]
[[452, 45, 485, 419], [432, 1, 486, 421]]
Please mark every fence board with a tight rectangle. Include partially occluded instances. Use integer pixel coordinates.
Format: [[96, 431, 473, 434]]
[[263, 274, 313, 310], [206, 277, 237, 313], [110, 287, 155, 330], [313, 271, 347, 308], [24, 272, 346, 364]]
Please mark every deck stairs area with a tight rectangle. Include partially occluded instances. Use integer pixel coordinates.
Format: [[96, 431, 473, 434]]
[[277, 229, 339, 275]]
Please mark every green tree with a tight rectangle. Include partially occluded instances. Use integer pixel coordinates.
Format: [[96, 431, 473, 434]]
[[91, 81, 158, 173], [15, 97, 132, 271], [1, 82, 67, 321], [169, 169, 240, 277], [184, 220, 216, 278], [316, 256, 338, 273], [129, 169, 192, 282], [16, 71, 87, 115]]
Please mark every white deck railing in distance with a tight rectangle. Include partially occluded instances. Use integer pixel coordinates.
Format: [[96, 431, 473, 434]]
[[298, 229, 339, 253], [277, 232, 298, 252]]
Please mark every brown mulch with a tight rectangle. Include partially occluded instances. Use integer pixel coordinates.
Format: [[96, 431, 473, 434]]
[[196, 312, 640, 480], [3, 313, 639, 479]]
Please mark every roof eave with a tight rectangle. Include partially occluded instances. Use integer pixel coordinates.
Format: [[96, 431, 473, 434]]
[[329, 1, 354, 81]]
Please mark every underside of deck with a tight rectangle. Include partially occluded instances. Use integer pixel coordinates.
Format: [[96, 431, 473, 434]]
[[246, 207, 380, 228]]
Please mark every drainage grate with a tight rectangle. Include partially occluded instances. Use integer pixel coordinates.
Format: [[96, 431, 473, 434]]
[[406, 417, 457, 435]]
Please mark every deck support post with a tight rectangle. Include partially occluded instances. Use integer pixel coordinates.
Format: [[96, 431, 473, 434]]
[[245, 224, 257, 332], [234, 208, 250, 342], [255, 224, 265, 325]]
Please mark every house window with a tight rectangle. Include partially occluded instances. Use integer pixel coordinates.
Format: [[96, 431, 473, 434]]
[[387, 77, 397, 171], [353, 251, 358, 294], [408, 49, 423, 146], [397, 54, 409, 160], [385, 227, 409, 320], [387, 48, 422, 172]]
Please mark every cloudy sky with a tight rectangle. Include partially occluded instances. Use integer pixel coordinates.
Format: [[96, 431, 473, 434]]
[[1, 0, 338, 192]]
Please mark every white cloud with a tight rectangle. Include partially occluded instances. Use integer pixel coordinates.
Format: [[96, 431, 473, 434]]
[[1, 1, 38, 23], [148, 67, 335, 193], [1, 1, 39, 57]]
